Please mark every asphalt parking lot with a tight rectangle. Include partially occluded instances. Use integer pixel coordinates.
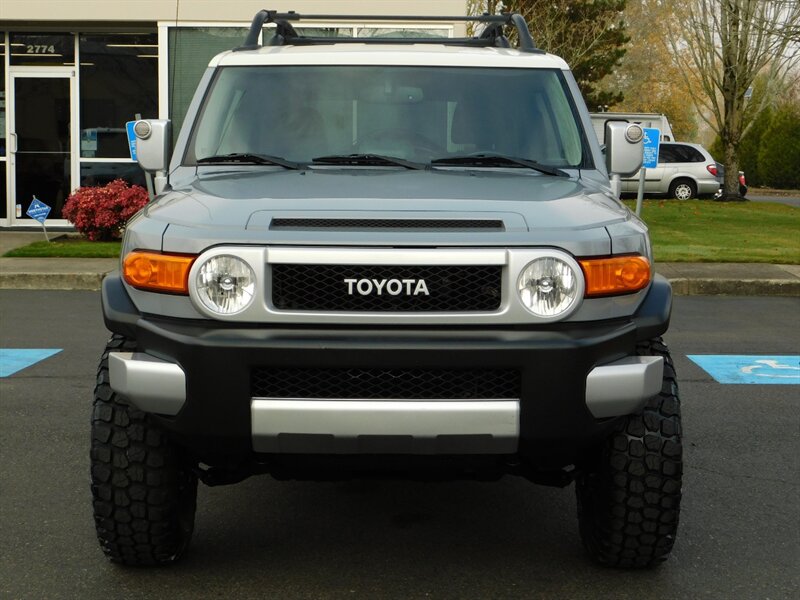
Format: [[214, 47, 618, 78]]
[[1, 291, 798, 599]]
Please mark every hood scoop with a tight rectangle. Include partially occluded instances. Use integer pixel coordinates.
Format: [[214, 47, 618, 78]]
[[270, 218, 506, 231]]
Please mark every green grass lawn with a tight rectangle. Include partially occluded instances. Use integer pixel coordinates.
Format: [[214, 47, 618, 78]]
[[4, 200, 799, 264], [624, 200, 800, 264], [4, 237, 122, 258]]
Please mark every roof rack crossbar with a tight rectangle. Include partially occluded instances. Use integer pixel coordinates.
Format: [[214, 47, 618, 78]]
[[278, 37, 505, 48], [235, 10, 541, 52]]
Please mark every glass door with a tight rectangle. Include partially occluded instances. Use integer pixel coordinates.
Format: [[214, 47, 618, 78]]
[[8, 69, 76, 225]]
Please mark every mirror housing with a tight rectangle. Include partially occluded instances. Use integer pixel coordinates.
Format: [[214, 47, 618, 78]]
[[134, 119, 171, 173], [605, 122, 644, 178]]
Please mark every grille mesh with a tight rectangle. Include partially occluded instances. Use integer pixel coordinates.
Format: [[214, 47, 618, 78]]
[[271, 264, 502, 312], [271, 218, 504, 230], [252, 367, 521, 399]]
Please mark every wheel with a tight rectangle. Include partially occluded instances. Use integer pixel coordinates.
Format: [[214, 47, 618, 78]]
[[669, 179, 696, 200], [575, 338, 682, 568], [90, 334, 198, 566]]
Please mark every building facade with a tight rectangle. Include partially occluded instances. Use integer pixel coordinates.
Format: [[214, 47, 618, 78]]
[[0, 1, 467, 227]]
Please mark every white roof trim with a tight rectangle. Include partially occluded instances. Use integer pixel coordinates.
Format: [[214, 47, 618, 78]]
[[211, 45, 569, 69]]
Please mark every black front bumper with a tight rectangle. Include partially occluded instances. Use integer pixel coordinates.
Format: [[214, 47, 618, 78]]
[[102, 273, 671, 470]]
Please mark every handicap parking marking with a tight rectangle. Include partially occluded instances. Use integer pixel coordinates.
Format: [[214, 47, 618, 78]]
[[687, 355, 800, 385], [0, 349, 63, 378]]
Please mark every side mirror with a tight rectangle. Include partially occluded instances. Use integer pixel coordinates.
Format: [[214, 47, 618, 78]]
[[605, 122, 643, 177], [133, 120, 171, 173]]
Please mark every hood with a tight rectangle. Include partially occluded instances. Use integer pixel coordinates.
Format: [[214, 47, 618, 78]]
[[148, 168, 628, 254]]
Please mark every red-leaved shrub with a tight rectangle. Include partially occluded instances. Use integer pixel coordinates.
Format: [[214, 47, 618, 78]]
[[63, 179, 148, 241]]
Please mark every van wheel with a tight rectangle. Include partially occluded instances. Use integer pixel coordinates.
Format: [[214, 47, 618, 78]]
[[90, 334, 197, 566], [669, 179, 696, 200], [575, 338, 682, 568]]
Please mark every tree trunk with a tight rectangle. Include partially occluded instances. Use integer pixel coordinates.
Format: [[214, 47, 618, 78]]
[[720, 139, 742, 201], [717, 1, 746, 201]]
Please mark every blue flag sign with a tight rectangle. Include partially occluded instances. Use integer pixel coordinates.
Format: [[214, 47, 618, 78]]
[[126, 121, 138, 161], [642, 127, 661, 169], [26, 197, 51, 224]]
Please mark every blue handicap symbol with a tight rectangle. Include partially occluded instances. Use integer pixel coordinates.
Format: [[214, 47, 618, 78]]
[[687, 355, 800, 385], [0, 349, 62, 377], [126, 121, 138, 161], [642, 127, 660, 169]]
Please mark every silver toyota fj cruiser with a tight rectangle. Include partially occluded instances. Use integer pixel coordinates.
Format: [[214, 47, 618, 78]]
[[92, 10, 682, 568]]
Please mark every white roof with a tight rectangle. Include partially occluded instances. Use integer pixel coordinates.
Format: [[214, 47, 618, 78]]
[[211, 44, 570, 70]]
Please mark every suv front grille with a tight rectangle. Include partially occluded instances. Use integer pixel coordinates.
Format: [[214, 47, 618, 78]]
[[251, 367, 521, 399], [271, 264, 502, 312]]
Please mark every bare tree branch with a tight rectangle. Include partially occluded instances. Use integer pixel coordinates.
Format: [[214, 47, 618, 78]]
[[666, 0, 800, 197]]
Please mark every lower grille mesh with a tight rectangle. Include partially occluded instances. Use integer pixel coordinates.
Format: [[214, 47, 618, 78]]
[[252, 367, 521, 400]]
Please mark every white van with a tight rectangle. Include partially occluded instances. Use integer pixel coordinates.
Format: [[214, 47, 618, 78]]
[[589, 112, 675, 143]]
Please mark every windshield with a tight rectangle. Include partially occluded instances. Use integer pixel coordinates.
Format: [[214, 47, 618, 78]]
[[186, 65, 590, 169]]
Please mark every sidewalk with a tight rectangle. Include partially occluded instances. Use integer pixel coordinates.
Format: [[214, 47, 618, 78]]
[[0, 232, 798, 295]]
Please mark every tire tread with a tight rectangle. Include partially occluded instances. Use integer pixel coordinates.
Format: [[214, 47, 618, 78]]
[[576, 337, 682, 568], [90, 334, 197, 566]]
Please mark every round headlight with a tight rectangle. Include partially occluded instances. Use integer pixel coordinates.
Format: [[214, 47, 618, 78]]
[[195, 255, 256, 315], [517, 256, 580, 319]]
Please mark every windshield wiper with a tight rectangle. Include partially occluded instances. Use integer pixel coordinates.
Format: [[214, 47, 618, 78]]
[[430, 153, 569, 177], [196, 153, 302, 170], [312, 154, 426, 170]]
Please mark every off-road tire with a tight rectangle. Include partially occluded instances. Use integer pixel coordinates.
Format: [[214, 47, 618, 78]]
[[576, 337, 682, 568], [90, 334, 198, 566]]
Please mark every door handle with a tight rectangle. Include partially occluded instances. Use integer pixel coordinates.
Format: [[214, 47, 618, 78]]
[[8, 132, 17, 154]]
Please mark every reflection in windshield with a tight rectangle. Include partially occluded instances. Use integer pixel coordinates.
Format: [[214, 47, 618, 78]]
[[188, 66, 589, 169]]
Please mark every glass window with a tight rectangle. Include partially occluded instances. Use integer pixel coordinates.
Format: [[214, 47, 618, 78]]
[[287, 27, 353, 38], [658, 146, 678, 164], [9, 33, 75, 66], [662, 144, 704, 163], [687, 146, 706, 162], [187, 66, 589, 168], [13, 77, 72, 220], [0, 34, 4, 218], [80, 162, 147, 188], [168, 28, 247, 143], [0, 167, 6, 220], [356, 28, 449, 38], [0, 32, 5, 218], [79, 33, 158, 158], [1, 36, 5, 159]]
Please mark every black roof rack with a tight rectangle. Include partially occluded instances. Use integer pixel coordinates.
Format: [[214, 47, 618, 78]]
[[234, 10, 542, 53]]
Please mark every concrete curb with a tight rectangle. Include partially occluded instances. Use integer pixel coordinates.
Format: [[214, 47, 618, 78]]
[[0, 257, 118, 291], [0, 272, 108, 291], [668, 278, 800, 297]]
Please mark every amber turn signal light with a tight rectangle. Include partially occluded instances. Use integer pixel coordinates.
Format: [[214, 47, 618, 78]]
[[579, 255, 651, 297], [122, 251, 196, 294]]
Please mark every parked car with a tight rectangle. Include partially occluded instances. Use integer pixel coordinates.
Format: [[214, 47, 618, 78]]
[[711, 162, 748, 199], [621, 141, 719, 199]]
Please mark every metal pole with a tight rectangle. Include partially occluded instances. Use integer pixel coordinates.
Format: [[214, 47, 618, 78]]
[[635, 167, 646, 216]]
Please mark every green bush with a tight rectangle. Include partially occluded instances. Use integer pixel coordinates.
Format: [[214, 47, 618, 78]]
[[757, 106, 800, 189], [738, 107, 773, 187]]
